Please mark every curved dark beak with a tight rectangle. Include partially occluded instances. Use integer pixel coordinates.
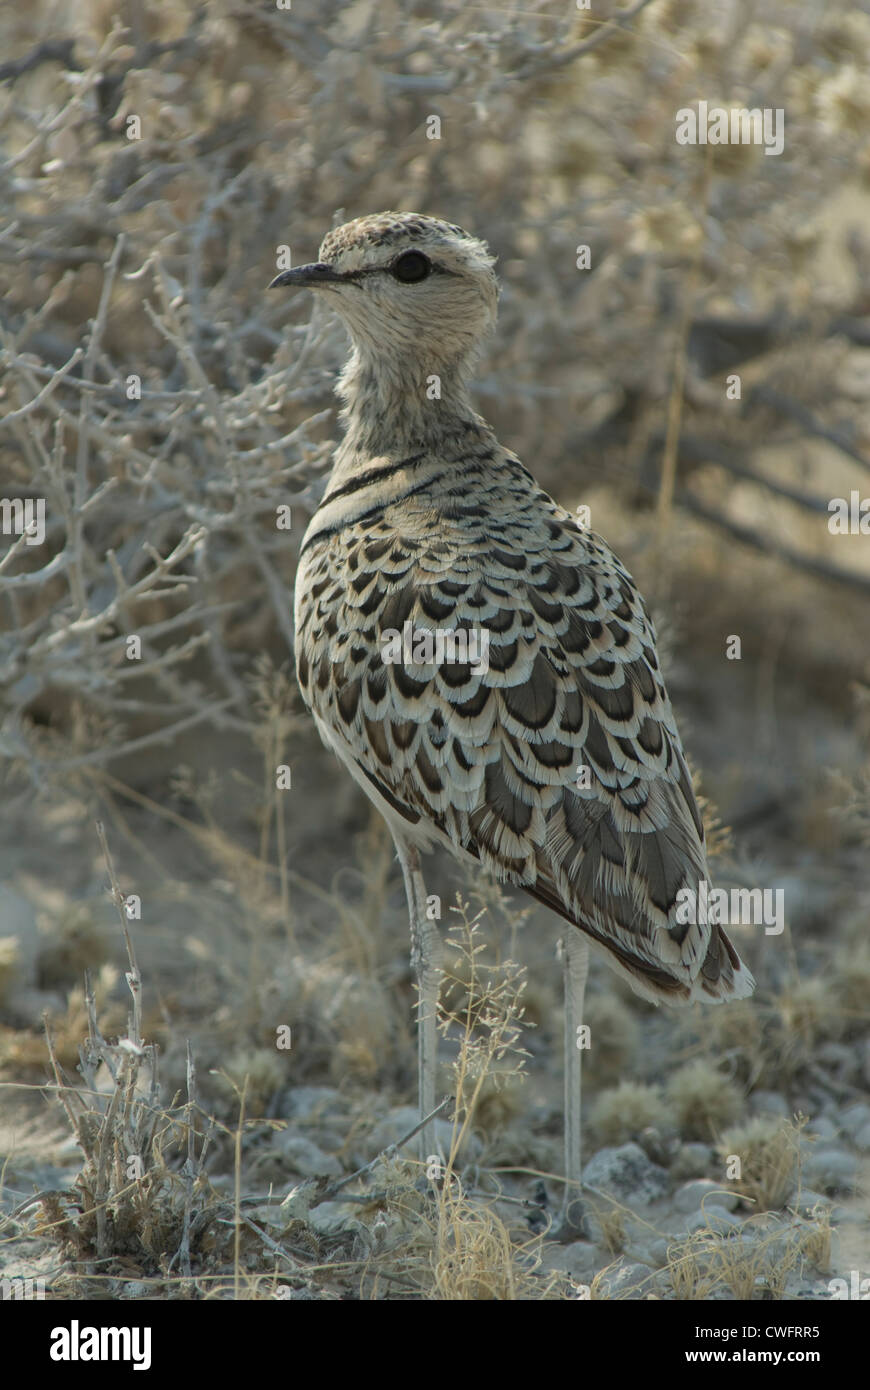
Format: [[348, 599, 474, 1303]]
[[269, 262, 341, 289]]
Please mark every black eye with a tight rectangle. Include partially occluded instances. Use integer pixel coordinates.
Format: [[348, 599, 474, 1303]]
[[391, 251, 431, 283]]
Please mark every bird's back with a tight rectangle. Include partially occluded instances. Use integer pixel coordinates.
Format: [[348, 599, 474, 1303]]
[[294, 419, 755, 1007]]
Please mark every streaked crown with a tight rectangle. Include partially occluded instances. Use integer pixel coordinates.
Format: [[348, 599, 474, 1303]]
[[275, 212, 499, 369], [318, 211, 495, 282]]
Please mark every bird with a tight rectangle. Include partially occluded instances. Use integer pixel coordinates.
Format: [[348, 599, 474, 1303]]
[[271, 211, 755, 1224]]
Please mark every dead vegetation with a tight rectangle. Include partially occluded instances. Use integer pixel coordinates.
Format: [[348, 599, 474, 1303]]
[[1, 0, 869, 1301]]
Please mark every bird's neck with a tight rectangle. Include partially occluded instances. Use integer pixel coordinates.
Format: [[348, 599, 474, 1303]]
[[336, 346, 478, 455]]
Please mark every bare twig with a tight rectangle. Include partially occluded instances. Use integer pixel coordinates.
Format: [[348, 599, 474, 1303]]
[[508, 0, 659, 82]]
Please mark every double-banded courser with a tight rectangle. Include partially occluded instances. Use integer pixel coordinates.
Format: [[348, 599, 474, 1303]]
[[272, 213, 754, 1220]]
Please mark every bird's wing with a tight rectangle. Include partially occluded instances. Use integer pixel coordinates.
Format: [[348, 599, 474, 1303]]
[[296, 498, 753, 1005]]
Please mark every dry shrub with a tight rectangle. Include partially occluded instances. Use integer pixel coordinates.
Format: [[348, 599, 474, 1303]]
[[667, 1211, 826, 1301], [590, 1081, 675, 1146], [666, 1059, 744, 1140], [717, 1116, 802, 1211]]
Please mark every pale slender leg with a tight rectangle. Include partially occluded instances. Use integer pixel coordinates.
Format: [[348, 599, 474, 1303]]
[[393, 833, 443, 1163], [560, 932, 590, 1229]]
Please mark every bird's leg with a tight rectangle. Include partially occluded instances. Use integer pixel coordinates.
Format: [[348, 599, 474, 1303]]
[[560, 931, 590, 1232], [393, 833, 443, 1164]]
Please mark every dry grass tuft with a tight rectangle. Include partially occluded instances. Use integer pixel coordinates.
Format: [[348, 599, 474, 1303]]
[[794, 1203, 832, 1273], [717, 1116, 803, 1211], [430, 1182, 525, 1300], [590, 1081, 674, 1146], [666, 1059, 744, 1140], [592, 1202, 627, 1257], [439, 896, 531, 1153], [667, 1208, 828, 1300]]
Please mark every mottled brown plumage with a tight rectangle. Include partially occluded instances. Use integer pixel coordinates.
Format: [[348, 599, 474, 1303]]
[[285, 212, 754, 1009]]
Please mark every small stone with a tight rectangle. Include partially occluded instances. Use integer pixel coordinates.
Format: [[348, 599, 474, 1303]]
[[782, 1274, 838, 1301], [839, 1102, 870, 1141], [671, 1142, 714, 1181], [789, 1189, 833, 1217], [816, 1042, 851, 1069], [281, 1086, 345, 1122], [252, 1202, 293, 1230], [623, 1229, 669, 1269], [637, 1126, 676, 1166], [308, 1201, 363, 1238], [852, 1123, 870, 1154], [582, 1143, 668, 1205], [274, 1134, 342, 1177], [806, 1115, 838, 1141], [594, 1258, 655, 1299], [801, 1148, 858, 1194], [673, 1179, 739, 1213], [748, 1090, 789, 1119], [684, 1207, 743, 1236], [646, 1238, 672, 1268], [546, 1240, 598, 1281]]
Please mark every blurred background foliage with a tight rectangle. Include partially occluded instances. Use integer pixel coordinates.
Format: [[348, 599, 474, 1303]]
[[2, 0, 869, 778], [0, 0, 868, 1191]]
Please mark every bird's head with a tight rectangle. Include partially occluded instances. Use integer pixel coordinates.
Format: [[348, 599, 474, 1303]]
[[270, 212, 498, 373]]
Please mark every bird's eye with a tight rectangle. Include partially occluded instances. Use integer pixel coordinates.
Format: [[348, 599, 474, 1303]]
[[391, 251, 431, 283]]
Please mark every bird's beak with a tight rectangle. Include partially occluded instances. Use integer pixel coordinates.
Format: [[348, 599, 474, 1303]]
[[269, 262, 342, 289]]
